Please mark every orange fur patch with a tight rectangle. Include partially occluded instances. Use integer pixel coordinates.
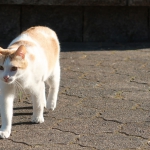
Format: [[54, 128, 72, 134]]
[[22, 26, 59, 70], [29, 54, 35, 61], [11, 58, 28, 69]]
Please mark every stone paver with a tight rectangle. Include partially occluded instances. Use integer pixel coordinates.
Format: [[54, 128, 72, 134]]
[[1, 43, 150, 149]]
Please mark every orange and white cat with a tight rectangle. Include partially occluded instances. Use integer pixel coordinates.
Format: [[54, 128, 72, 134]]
[[0, 26, 60, 138]]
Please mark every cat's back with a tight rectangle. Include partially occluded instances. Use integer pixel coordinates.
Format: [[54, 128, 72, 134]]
[[22, 26, 60, 58], [23, 26, 58, 44]]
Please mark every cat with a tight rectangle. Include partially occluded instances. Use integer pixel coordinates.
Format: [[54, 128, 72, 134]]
[[0, 26, 60, 138]]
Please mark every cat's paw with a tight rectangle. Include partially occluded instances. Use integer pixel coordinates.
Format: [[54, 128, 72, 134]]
[[0, 130, 10, 139], [31, 116, 44, 124], [46, 101, 56, 111]]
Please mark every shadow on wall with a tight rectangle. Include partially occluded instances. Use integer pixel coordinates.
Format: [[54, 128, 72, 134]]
[[61, 42, 150, 52]]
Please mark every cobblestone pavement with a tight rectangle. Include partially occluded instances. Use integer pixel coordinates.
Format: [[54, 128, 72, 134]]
[[1, 43, 150, 150]]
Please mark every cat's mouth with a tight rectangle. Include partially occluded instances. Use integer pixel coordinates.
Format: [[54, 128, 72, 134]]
[[3, 78, 14, 84]]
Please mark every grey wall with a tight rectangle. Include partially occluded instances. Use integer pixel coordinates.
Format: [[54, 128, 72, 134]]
[[0, 5, 150, 47]]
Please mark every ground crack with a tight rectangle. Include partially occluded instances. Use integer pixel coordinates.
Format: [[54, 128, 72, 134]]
[[61, 92, 83, 99], [77, 143, 99, 150], [130, 80, 148, 85], [52, 127, 79, 136], [8, 139, 32, 147], [99, 116, 122, 124], [119, 131, 148, 140]]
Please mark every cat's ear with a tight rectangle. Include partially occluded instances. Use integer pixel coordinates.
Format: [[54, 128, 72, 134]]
[[14, 45, 27, 59], [0, 47, 15, 56]]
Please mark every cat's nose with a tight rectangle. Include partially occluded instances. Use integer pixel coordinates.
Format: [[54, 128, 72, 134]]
[[3, 76, 9, 82]]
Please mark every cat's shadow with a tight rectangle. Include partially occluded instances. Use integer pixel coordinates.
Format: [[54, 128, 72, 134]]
[[12, 122, 34, 126], [12, 106, 34, 126], [13, 106, 33, 110], [13, 107, 33, 116], [12, 106, 49, 126]]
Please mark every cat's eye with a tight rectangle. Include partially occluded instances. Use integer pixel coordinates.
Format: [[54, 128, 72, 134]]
[[11, 66, 17, 71], [0, 66, 4, 70]]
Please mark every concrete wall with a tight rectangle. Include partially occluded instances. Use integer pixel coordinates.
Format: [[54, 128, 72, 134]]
[[0, 1, 150, 47]]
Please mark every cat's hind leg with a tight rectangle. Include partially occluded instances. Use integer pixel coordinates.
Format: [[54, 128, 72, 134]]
[[46, 63, 60, 110], [31, 81, 46, 123]]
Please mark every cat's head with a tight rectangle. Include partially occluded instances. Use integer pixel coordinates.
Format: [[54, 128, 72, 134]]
[[0, 45, 28, 84]]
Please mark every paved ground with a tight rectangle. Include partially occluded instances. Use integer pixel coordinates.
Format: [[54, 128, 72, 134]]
[[1, 43, 150, 150]]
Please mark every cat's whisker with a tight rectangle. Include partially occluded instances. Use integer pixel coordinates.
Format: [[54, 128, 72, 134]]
[[14, 81, 27, 99], [16, 81, 26, 95], [14, 81, 20, 94], [14, 82, 22, 97]]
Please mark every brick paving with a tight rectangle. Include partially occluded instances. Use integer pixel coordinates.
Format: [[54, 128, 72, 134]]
[[0, 43, 150, 150]]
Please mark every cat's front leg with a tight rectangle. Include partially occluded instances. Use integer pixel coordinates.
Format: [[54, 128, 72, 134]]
[[0, 92, 14, 139]]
